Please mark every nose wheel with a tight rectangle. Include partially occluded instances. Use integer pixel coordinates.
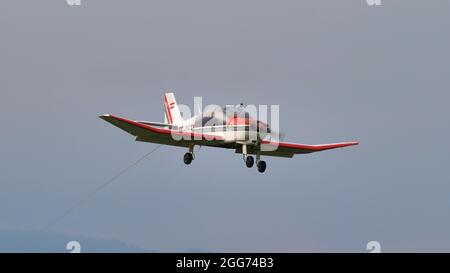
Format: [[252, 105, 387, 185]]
[[245, 156, 254, 168]]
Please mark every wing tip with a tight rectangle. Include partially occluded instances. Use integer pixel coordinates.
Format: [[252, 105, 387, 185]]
[[99, 113, 113, 120], [331, 141, 359, 149]]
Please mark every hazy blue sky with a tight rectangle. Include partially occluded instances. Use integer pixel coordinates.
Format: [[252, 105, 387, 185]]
[[1, 0, 449, 252]]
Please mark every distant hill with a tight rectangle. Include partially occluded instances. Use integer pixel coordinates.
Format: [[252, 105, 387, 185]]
[[0, 229, 151, 253]]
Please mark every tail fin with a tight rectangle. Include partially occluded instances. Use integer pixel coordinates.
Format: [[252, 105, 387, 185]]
[[163, 93, 183, 125]]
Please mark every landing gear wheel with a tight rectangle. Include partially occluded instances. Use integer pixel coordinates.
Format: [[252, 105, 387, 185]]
[[245, 156, 254, 168], [257, 160, 266, 173], [183, 152, 193, 165]]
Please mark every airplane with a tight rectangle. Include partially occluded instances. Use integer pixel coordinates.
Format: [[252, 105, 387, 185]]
[[99, 93, 358, 173]]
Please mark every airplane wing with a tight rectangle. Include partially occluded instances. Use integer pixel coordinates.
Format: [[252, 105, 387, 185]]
[[99, 114, 224, 148], [258, 140, 359, 158], [135, 120, 176, 129]]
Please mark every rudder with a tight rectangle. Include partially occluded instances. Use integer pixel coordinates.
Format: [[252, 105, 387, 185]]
[[163, 93, 183, 125]]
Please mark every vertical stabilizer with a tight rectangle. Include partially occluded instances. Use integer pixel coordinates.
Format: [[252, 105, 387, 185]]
[[163, 93, 183, 125]]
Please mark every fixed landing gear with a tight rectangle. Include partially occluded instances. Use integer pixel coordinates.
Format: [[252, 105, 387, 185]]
[[242, 144, 267, 173], [256, 160, 266, 173], [254, 151, 266, 173], [245, 156, 254, 168], [184, 145, 195, 165], [183, 152, 193, 165]]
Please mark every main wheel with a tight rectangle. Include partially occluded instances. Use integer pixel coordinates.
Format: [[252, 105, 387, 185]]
[[245, 156, 254, 168], [257, 160, 266, 173], [183, 152, 193, 165]]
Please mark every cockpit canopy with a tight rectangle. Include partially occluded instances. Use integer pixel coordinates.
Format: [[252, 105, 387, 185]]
[[197, 105, 248, 126], [196, 105, 271, 133]]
